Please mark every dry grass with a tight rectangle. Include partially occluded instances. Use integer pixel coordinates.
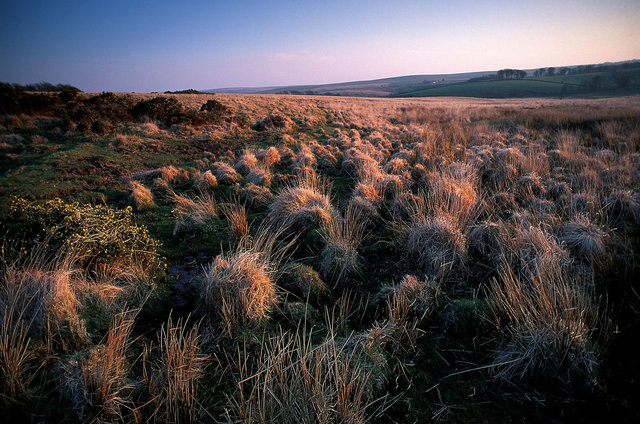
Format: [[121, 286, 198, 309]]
[[405, 215, 468, 279], [426, 161, 480, 228], [256, 146, 281, 167], [246, 166, 272, 187], [268, 174, 335, 231], [144, 316, 208, 423], [172, 191, 218, 234], [129, 181, 156, 211], [319, 205, 369, 284], [1, 288, 35, 403], [159, 165, 189, 185], [385, 275, 440, 351], [234, 150, 258, 175], [227, 327, 386, 424], [559, 215, 608, 263], [278, 263, 329, 305], [60, 310, 136, 420], [1, 253, 88, 358], [239, 183, 273, 209], [202, 226, 293, 335], [212, 161, 242, 185], [489, 262, 600, 386], [221, 201, 249, 245], [196, 169, 218, 190]]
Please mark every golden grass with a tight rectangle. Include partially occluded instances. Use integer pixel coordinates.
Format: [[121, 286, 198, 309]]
[[268, 173, 335, 231], [202, 226, 293, 335], [319, 205, 369, 284], [489, 261, 600, 385], [144, 316, 208, 423], [128, 181, 156, 211], [172, 191, 218, 234]]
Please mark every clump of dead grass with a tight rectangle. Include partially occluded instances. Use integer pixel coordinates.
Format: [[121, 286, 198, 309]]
[[195, 169, 218, 190], [144, 316, 208, 423], [239, 183, 273, 209], [319, 205, 369, 284], [559, 216, 608, 263], [212, 161, 242, 185], [202, 227, 292, 335], [60, 311, 136, 421], [128, 181, 156, 211], [172, 192, 218, 234], [405, 215, 467, 279], [268, 174, 335, 231], [256, 146, 281, 167], [489, 262, 600, 387]]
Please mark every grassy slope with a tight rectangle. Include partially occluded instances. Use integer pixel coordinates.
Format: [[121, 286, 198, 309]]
[[400, 69, 640, 98], [259, 71, 493, 97]]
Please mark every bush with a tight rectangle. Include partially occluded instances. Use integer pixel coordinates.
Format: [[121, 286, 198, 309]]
[[1, 198, 163, 276], [131, 96, 184, 124], [200, 99, 228, 115], [69, 92, 135, 134]]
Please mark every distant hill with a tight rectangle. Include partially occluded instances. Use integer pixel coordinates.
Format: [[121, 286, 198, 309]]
[[401, 68, 640, 98], [203, 60, 640, 98], [256, 71, 495, 97], [204, 86, 283, 94]]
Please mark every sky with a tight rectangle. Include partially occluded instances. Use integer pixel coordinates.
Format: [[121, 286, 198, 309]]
[[0, 0, 639, 92]]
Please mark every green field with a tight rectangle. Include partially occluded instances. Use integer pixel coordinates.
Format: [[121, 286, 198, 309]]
[[400, 69, 640, 98]]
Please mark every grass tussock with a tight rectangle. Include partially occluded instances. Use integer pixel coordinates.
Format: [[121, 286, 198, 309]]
[[489, 262, 601, 387], [268, 174, 335, 231], [128, 181, 156, 211], [227, 327, 386, 424], [405, 215, 468, 279], [202, 226, 293, 335], [319, 205, 369, 284], [172, 191, 218, 234], [60, 310, 136, 421], [144, 316, 208, 423]]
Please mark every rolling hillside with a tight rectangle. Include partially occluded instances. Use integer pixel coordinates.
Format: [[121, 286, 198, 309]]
[[400, 68, 640, 98], [204, 60, 640, 98]]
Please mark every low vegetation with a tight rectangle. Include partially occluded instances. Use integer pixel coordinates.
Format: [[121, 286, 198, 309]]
[[1, 91, 639, 422]]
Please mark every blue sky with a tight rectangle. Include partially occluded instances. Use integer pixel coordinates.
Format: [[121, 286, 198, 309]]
[[1, 0, 638, 91]]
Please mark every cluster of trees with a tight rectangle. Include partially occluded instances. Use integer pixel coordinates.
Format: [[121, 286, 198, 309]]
[[164, 89, 204, 94], [469, 69, 527, 82], [496, 69, 527, 80], [534, 61, 640, 78], [10, 81, 81, 92]]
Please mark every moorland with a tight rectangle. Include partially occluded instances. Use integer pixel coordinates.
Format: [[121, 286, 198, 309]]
[[1, 85, 639, 423]]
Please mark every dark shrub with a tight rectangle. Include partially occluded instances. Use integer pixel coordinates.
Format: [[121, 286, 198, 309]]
[[251, 114, 287, 131], [69, 92, 135, 134], [131, 96, 184, 123], [200, 99, 228, 115]]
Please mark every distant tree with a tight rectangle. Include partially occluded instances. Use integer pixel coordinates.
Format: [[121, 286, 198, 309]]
[[497, 69, 526, 80], [534, 68, 545, 77], [545, 67, 556, 77], [557, 68, 568, 76]]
